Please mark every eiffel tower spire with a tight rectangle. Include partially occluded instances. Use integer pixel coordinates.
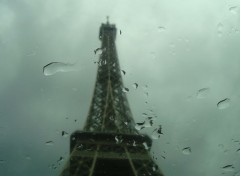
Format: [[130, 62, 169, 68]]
[[60, 21, 164, 176]]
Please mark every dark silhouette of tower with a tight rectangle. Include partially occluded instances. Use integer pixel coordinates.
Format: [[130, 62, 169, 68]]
[[60, 19, 164, 176]]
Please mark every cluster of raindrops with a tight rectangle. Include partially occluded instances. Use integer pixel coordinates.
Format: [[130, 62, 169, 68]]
[[189, 87, 231, 110], [43, 62, 77, 76], [135, 116, 155, 130]]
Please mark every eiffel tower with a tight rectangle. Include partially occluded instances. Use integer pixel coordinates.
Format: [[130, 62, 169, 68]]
[[60, 19, 164, 176]]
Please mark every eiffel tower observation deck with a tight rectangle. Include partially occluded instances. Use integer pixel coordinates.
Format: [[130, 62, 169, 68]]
[[60, 19, 164, 176]]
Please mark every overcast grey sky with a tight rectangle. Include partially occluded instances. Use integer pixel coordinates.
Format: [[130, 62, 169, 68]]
[[0, 0, 240, 175]]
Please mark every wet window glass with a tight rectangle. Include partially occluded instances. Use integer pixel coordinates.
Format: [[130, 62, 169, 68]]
[[0, 0, 240, 176]]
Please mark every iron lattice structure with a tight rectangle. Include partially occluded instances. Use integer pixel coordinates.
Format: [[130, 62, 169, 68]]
[[60, 21, 164, 176]]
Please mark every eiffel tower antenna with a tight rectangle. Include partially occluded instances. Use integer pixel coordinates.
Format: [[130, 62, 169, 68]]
[[60, 21, 164, 176]]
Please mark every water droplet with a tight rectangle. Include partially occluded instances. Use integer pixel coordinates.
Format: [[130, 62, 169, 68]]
[[143, 142, 149, 150], [217, 98, 230, 109], [236, 148, 240, 153], [120, 30, 122, 35], [222, 164, 235, 172], [0, 160, 5, 164], [115, 135, 123, 144], [132, 83, 138, 89], [196, 88, 210, 99], [158, 26, 166, 32], [151, 125, 163, 139], [135, 121, 145, 130], [121, 70, 126, 75], [144, 116, 155, 127], [25, 156, 31, 160], [62, 131, 69, 137], [57, 156, 64, 163], [229, 6, 238, 14], [234, 171, 240, 176], [122, 87, 129, 93], [218, 144, 224, 149], [182, 147, 191, 155], [43, 62, 77, 76], [133, 140, 137, 146], [217, 23, 224, 37], [94, 48, 106, 55], [45, 141, 54, 145]]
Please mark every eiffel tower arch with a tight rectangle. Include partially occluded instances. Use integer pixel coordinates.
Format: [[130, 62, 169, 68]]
[[60, 19, 164, 176]]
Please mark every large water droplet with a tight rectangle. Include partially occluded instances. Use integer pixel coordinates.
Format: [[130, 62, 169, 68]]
[[229, 6, 238, 14], [151, 125, 163, 139], [132, 83, 138, 89], [217, 98, 230, 109], [45, 141, 54, 145], [196, 88, 210, 99], [121, 70, 126, 75], [222, 164, 235, 172], [43, 62, 77, 76], [182, 147, 191, 155]]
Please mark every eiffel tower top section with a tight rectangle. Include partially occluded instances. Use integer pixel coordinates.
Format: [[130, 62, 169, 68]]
[[84, 20, 137, 134]]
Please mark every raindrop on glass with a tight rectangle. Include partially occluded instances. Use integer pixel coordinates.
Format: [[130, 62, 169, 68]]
[[43, 62, 77, 76], [121, 70, 126, 75], [151, 125, 163, 139], [0, 160, 5, 164], [94, 48, 105, 55], [122, 87, 129, 93], [236, 148, 240, 153], [158, 26, 166, 32], [217, 23, 224, 37], [132, 83, 138, 89], [234, 171, 240, 176], [115, 135, 123, 144], [57, 156, 64, 163], [196, 88, 210, 99], [217, 98, 230, 109], [222, 164, 235, 172], [45, 141, 54, 145], [143, 142, 149, 150], [135, 121, 145, 130], [25, 156, 31, 160], [62, 131, 69, 137], [182, 147, 191, 155], [229, 6, 238, 14]]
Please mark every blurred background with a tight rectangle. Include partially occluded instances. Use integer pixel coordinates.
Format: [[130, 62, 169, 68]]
[[0, 0, 240, 175]]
